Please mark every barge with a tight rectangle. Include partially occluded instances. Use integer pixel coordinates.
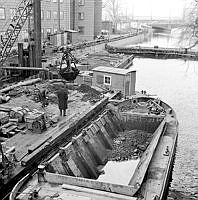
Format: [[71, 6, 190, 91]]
[[105, 44, 197, 60], [10, 96, 178, 200]]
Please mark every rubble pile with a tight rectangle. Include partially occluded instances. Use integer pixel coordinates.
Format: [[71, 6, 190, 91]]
[[108, 130, 153, 161], [118, 104, 138, 112], [77, 84, 102, 104], [7, 87, 24, 97], [78, 52, 126, 69]]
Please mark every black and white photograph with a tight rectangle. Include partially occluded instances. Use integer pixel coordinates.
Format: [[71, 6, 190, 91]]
[[0, 0, 197, 199]]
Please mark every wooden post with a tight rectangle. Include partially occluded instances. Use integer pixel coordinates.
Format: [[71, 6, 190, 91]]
[[29, 43, 35, 68], [58, 0, 61, 32], [18, 43, 24, 67], [33, 0, 42, 68]]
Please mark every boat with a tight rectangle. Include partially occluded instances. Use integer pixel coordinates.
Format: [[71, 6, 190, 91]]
[[9, 95, 178, 200]]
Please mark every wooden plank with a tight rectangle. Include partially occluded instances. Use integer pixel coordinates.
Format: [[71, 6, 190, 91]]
[[1, 122, 15, 129], [21, 97, 109, 166], [0, 78, 41, 93], [0, 106, 11, 112], [0, 66, 49, 71], [2, 125, 17, 134]]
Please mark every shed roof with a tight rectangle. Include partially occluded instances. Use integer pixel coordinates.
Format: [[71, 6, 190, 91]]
[[92, 66, 136, 75]]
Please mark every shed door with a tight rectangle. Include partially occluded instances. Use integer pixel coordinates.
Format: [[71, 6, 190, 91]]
[[125, 81, 130, 96]]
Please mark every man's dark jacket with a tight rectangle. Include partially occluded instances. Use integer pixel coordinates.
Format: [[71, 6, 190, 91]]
[[57, 88, 68, 110]]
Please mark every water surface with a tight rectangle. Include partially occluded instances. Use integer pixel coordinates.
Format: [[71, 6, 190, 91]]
[[130, 31, 198, 198]]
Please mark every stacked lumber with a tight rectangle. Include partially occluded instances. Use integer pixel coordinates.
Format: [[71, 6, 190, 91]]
[[1, 122, 19, 137]]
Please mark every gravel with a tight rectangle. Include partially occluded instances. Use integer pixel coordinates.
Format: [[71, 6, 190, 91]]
[[108, 130, 153, 161]]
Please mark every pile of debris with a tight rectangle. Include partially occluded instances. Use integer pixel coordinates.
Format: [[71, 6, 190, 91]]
[[78, 52, 126, 69], [77, 84, 102, 104], [108, 130, 153, 161]]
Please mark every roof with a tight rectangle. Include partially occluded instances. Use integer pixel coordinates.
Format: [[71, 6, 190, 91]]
[[92, 66, 136, 75]]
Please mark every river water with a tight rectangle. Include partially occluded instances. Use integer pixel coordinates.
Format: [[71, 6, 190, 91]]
[[128, 31, 198, 199]]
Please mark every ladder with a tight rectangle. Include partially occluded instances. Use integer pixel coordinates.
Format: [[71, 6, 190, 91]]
[[0, 0, 33, 66]]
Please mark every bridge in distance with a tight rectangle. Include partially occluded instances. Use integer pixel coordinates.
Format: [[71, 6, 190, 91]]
[[117, 16, 184, 31]]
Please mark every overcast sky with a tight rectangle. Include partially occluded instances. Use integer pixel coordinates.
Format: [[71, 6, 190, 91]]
[[103, 0, 191, 20]]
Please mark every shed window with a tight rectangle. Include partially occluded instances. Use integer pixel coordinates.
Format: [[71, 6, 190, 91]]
[[96, 75, 103, 84], [104, 75, 111, 85]]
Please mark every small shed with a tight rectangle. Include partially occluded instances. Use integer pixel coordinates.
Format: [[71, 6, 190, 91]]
[[92, 66, 136, 96]]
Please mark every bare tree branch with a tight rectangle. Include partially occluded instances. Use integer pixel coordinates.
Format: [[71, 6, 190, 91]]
[[180, 0, 198, 49], [103, 0, 122, 31]]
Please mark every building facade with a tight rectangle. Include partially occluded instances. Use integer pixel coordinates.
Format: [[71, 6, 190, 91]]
[[0, 0, 70, 42], [0, 0, 102, 44], [69, 0, 102, 42]]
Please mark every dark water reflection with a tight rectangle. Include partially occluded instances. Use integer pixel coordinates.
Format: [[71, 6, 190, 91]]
[[130, 31, 198, 199]]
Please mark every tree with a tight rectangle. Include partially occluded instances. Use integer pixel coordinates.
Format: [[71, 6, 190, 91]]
[[103, 0, 121, 32], [180, 0, 198, 49]]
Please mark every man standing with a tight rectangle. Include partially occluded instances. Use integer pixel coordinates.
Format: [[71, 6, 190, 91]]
[[57, 84, 68, 116]]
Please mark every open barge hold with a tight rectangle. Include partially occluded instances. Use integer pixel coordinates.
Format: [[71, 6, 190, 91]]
[[10, 96, 178, 200]]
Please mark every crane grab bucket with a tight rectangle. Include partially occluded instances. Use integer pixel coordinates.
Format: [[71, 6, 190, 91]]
[[59, 67, 80, 81], [59, 47, 80, 82]]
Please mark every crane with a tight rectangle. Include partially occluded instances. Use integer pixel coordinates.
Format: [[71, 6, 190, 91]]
[[0, 0, 33, 66], [0, 0, 79, 82]]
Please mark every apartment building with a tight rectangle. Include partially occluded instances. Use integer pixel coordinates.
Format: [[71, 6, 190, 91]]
[[0, 0, 102, 44], [0, 0, 70, 42], [70, 0, 102, 42]]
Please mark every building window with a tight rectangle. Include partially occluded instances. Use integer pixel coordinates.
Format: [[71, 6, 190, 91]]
[[78, 12, 84, 20], [104, 75, 111, 85], [52, 0, 57, 2], [60, 0, 63, 2], [60, 11, 64, 19], [46, 10, 51, 19], [78, 26, 84, 34], [41, 28, 44, 39], [46, 28, 52, 34], [10, 8, 16, 19], [41, 10, 44, 19], [0, 8, 5, 20], [78, 0, 85, 6], [53, 11, 58, 19], [54, 28, 57, 33]]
